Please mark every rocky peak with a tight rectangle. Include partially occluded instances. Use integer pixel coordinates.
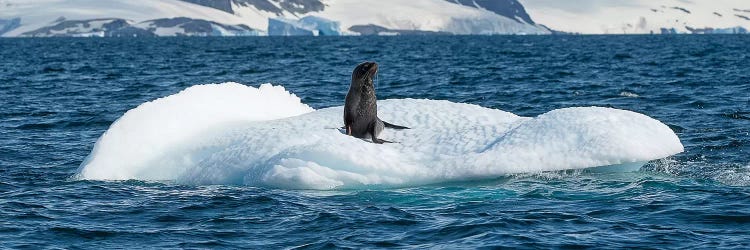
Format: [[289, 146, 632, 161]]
[[180, 0, 324, 15], [448, 0, 535, 24]]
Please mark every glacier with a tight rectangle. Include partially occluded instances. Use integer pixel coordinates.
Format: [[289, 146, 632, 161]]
[[77, 83, 684, 190], [0, 17, 20, 36]]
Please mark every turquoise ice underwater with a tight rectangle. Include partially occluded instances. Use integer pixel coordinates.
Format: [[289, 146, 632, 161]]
[[77, 82, 684, 189]]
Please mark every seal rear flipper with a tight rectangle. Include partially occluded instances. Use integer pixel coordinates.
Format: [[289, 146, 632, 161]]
[[373, 138, 395, 144], [370, 131, 395, 144], [370, 121, 390, 144], [383, 121, 410, 130]]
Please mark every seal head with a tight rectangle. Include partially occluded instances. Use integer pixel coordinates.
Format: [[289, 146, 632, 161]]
[[344, 61, 409, 143]]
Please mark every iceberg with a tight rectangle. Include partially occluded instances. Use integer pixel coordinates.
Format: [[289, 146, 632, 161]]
[[298, 16, 342, 36], [712, 26, 748, 34], [268, 17, 316, 36], [77, 83, 684, 189], [267, 16, 341, 36]]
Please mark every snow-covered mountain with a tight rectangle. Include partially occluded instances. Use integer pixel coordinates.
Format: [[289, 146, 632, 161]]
[[0, 0, 548, 37], [0, 0, 260, 37], [1, 0, 748, 37], [221, 0, 546, 35], [520, 0, 750, 34]]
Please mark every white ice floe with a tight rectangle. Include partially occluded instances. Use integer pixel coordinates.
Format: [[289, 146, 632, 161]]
[[78, 82, 684, 189]]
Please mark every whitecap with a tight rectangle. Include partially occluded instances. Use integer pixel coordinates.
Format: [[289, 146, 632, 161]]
[[619, 91, 640, 98]]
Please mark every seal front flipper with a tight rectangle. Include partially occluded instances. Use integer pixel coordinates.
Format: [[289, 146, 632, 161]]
[[383, 121, 410, 130]]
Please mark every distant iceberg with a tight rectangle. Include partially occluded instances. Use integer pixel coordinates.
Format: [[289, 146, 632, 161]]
[[268, 16, 342, 36], [685, 25, 748, 34], [710, 26, 747, 34]]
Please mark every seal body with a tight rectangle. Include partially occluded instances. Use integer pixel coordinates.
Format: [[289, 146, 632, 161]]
[[344, 62, 409, 143]]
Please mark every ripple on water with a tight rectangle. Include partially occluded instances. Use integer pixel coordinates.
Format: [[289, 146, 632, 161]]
[[1, 36, 749, 248]]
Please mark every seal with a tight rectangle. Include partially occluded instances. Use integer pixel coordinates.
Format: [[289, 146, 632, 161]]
[[344, 61, 409, 143]]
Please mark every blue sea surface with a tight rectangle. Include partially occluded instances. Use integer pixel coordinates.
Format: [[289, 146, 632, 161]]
[[1, 36, 749, 248]]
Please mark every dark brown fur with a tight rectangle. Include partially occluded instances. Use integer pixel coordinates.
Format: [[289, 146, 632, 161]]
[[343, 62, 409, 143]]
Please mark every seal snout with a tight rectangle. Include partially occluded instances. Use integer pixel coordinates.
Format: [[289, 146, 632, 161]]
[[365, 62, 378, 74], [355, 61, 379, 77]]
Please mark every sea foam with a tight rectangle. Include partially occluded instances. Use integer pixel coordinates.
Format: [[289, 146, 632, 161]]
[[78, 82, 684, 189]]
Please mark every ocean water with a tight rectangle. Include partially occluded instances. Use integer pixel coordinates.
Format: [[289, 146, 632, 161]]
[[1, 36, 749, 248]]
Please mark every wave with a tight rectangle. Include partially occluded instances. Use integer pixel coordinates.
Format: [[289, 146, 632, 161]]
[[77, 82, 684, 189]]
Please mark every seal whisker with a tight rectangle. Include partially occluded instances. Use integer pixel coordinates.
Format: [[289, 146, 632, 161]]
[[365, 68, 375, 81]]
